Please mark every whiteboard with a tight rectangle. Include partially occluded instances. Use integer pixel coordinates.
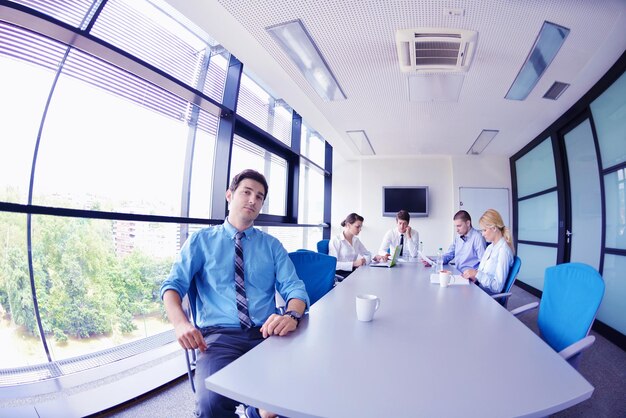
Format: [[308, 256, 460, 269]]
[[459, 187, 510, 228]]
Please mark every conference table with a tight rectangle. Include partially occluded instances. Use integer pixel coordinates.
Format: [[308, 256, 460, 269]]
[[205, 260, 594, 417]]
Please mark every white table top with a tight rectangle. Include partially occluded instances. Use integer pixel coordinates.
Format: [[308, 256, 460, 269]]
[[206, 263, 593, 418]]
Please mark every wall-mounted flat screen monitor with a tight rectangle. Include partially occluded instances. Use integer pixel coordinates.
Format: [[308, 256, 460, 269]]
[[383, 186, 429, 217]]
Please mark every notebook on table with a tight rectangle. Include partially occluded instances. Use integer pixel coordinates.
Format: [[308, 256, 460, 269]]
[[370, 245, 401, 268]]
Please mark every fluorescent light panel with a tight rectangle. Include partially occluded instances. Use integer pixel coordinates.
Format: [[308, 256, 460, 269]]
[[346, 130, 375, 155], [505, 21, 570, 101], [267, 19, 346, 102], [467, 130, 499, 155]]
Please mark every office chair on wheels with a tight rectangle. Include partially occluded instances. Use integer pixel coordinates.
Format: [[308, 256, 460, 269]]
[[510, 262, 605, 368]]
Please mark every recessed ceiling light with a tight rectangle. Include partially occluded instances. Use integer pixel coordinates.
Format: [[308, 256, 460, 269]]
[[505, 21, 570, 101], [467, 130, 499, 155], [346, 130, 375, 155], [267, 19, 346, 102]]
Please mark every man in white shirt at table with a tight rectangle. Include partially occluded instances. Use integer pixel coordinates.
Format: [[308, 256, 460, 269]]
[[378, 210, 419, 260], [440, 210, 487, 273]]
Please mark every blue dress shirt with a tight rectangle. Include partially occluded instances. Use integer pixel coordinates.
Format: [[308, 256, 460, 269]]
[[442, 227, 487, 272], [160, 220, 309, 328]]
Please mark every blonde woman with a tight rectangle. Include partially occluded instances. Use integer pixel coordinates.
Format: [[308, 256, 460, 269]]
[[329, 213, 383, 279], [462, 209, 514, 294]]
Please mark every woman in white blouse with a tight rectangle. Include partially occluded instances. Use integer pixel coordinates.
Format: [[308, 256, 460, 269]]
[[329, 213, 383, 279], [462, 209, 514, 294]]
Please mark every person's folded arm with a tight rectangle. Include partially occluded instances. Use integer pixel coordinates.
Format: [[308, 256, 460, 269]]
[[476, 245, 512, 293], [406, 232, 419, 257]]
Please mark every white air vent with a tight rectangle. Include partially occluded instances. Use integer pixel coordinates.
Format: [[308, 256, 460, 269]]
[[396, 28, 478, 72]]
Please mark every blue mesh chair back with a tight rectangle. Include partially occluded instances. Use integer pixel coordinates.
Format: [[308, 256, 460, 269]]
[[288, 250, 336, 306], [538, 263, 605, 353], [496, 256, 522, 307], [317, 239, 330, 255]]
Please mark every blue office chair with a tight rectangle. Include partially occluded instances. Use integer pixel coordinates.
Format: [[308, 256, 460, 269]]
[[317, 239, 330, 255], [511, 262, 605, 368], [288, 250, 336, 306], [491, 256, 522, 308]]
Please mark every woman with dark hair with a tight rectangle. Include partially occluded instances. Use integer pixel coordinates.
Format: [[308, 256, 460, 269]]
[[329, 213, 383, 279]]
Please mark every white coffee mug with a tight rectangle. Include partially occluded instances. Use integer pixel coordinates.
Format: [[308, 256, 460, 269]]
[[439, 270, 452, 287], [363, 253, 372, 264], [356, 294, 380, 321]]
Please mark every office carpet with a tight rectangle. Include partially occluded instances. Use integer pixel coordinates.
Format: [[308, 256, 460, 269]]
[[97, 285, 626, 418]]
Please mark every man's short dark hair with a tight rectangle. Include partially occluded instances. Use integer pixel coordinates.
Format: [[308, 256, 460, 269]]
[[229, 169, 269, 201], [396, 210, 410, 223], [453, 210, 471, 224]]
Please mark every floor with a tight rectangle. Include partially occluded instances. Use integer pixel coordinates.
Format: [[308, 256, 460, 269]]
[[94, 284, 626, 418]]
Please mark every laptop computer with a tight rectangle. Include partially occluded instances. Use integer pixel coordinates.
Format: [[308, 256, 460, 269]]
[[370, 244, 402, 268]]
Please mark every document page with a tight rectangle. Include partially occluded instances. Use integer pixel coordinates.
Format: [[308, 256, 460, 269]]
[[430, 274, 470, 285]]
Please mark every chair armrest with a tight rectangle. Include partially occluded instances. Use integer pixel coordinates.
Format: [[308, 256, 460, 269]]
[[510, 301, 539, 316], [558, 335, 596, 361], [491, 292, 512, 300]]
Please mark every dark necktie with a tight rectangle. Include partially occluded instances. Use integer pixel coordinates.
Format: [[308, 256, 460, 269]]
[[234, 231, 252, 329], [399, 234, 404, 256]]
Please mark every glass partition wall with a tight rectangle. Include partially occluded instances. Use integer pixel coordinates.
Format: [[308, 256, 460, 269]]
[[511, 57, 626, 348], [0, 0, 333, 388]]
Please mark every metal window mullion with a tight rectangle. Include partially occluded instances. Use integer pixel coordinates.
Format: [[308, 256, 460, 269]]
[[26, 45, 76, 365], [211, 54, 241, 220], [323, 142, 333, 239], [179, 47, 210, 245]]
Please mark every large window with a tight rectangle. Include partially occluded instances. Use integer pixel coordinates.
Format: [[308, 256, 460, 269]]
[[0, 23, 64, 204], [237, 72, 293, 146], [0, 0, 333, 387], [511, 63, 626, 345], [513, 138, 559, 290], [230, 135, 288, 216]]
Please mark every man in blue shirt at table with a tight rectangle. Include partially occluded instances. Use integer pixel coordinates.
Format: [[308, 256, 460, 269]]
[[160, 169, 309, 418], [441, 210, 487, 273]]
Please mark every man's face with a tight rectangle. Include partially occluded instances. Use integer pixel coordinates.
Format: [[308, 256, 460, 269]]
[[397, 219, 409, 234], [225, 178, 266, 225], [455, 219, 471, 236]]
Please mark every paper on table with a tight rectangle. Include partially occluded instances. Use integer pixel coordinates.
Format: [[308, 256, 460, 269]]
[[429, 274, 470, 285], [419, 251, 434, 265]]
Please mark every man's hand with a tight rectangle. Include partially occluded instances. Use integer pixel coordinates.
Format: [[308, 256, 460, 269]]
[[175, 321, 207, 351], [261, 313, 298, 338], [406, 226, 412, 238]]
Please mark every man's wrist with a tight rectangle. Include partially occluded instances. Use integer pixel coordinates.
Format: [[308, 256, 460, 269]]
[[283, 310, 302, 325]]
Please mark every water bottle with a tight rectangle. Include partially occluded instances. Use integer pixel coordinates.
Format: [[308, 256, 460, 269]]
[[418, 241, 424, 260], [436, 247, 443, 272]]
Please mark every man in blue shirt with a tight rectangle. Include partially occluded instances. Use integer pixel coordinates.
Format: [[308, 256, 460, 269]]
[[161, 169, 309, 418], [441, 210, 487, 273]]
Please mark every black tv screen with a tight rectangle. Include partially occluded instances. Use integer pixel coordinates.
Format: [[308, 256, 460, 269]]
[[383, 186, 429, 217]]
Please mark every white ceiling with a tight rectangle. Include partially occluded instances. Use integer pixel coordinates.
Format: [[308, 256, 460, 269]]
[[167, 0, 626, 160]]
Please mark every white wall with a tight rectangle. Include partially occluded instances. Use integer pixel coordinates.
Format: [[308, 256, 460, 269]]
[[331, 154, 512, 255]]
